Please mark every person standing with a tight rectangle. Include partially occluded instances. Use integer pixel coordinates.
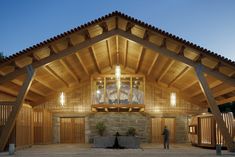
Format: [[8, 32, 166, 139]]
[[162, 126, 170, 149]]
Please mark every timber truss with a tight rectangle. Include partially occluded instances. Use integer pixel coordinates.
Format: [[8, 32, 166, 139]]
[[0, 12, 234, 151]]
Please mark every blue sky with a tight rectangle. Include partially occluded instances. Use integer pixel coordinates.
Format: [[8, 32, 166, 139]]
[[0, 0, 235, 60]]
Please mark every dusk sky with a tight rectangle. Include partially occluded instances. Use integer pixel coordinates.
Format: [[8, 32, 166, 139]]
[[0, 0, 235, 60]]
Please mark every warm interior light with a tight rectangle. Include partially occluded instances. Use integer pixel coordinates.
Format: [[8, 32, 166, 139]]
[[60, 92, 65, 106], [170, 92, 176, 107], [96, 89, 100, 94], [115, 65, 121, 79]]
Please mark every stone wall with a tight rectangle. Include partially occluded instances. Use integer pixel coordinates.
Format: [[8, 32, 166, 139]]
[[52, 115, 60, 143], [87, 112, 151, 143], [175, 116, 189, 143]]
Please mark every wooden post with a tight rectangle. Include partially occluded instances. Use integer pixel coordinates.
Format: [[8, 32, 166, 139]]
[[195, 65, 235, 152], [0, 65, 35, 151]]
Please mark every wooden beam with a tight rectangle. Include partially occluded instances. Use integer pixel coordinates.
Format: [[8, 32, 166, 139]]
[[147, 53, 159, 76], [157, 59, 175, 82], [195, 65, 235, 152], [89, 47, 101, 73], [12, 79, 46, 97], [59, 59, 80, 82], [124, 40, 128, 68], [44, 65, 69, 87], [168, 66, 191, 87], [135, 47, 145, 73], [0, 29, 118, 84], [34, 77, 56, 92], [0, 65, 35, 151], [106, 40, 112, 68], [116, 29, 235, 87], [0, 101, 15, 106], [190, 80, 222, 98], [181, 79, 198, 91], [218, 96, 235, 105], [75, 53, 90, 76]]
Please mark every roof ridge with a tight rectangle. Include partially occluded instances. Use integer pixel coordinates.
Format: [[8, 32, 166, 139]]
[[1, 11, 234, 67]]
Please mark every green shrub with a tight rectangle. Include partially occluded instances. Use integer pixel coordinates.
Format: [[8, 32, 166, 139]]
[[127, 127, 136, 136], [96, 122, 106, 136]]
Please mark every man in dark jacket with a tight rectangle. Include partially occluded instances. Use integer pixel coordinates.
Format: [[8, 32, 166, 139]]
[[162, 126, 169, 149]]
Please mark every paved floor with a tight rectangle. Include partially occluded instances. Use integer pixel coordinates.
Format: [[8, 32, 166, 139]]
[[0, 144, 234, 157]]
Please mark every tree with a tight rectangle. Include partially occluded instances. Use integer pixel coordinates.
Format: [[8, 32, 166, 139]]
[[0, 52, 5, 61]]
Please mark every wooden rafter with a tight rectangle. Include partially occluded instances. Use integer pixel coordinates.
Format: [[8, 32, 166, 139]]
[[157, 59, 175, 82], [12, 79, 46, 97], [0, 28, 235, 88], [89, 46, 101, 73], [195, 65, 235, 151], [124, 40, 128, 68], [147, 53, 159, 76], [44, 65, 69, 87], [135, 47, 145, 73], [106, 40, 112, 68], [190, 80, 222, 98], [181, 79, 198, 91], [59, 59, 80, 82], [117, 29, 235, 87], [75, 53, 90, 76], [34, 77, 56, 92], [0, 65, 35, 151], [0, 101, 15, 105], [168, 66, 190, 87], [218, 96, 235, 105], [196, 86, 235, 102], [0, 29, 118, 84]]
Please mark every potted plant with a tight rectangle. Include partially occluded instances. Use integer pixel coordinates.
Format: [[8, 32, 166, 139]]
[[127, 127, 136, 136], [96, 122, 106, 136]]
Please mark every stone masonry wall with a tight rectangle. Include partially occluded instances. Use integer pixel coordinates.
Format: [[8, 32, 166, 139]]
[[87, 112, 151, 143], [175, 116, 189, 143]]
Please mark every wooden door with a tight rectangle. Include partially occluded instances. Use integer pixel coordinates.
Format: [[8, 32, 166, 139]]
[[151, 117, 175, 143], [162, 118, 175, 143], [151, 118, 162, 143], [60, 118, 85, 143]]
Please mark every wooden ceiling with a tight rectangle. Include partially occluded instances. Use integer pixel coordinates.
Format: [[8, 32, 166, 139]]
[[0, 12, 235, 107]]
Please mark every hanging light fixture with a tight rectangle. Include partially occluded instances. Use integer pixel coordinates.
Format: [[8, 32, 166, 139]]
[[115, 51, 121, 89], [170, 92, 176, 107], [60, 92, 65, 106]]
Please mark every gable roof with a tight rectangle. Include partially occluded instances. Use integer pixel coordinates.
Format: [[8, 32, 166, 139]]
[[0, 11, 234, 67]]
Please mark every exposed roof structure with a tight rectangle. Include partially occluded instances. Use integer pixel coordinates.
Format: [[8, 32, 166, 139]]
[[0, 11, 234, 107]]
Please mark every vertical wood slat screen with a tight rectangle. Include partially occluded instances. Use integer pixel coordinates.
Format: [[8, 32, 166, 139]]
[[0, 105, 13, 129], [33, 109, 52, 144], [199, 117, 212, 145], [151, 117, 175, 143], [16, 104, 33, 148], [216, 112, 234, 146], [60, 118, 85, 143]]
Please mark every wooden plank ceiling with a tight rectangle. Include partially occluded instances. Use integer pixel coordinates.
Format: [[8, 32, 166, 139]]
[[0, 12, 234, 107]]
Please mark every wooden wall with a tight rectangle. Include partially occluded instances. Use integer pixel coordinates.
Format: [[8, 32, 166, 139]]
[[0, 104, 33, 149], [145, 82, 204, 115], [34, 82, 91, 113], [33, 109, 52, 144], [151, 117, 175, 143], [60, 117, 85, 143], [16, 104, 33, 148], [35, 80, 203, 115]]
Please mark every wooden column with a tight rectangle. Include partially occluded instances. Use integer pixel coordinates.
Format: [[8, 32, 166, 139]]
[[0, 65, 35, 151], [195, 65, 235, 152]]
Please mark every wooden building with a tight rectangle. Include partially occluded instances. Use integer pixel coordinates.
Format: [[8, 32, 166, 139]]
[[0, 11, 234, 151]]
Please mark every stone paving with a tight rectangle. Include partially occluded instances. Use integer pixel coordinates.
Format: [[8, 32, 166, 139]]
[[0, 144, 234, 157]]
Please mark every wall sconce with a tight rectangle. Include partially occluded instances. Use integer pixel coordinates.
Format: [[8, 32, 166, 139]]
[[60, 92, 65, 106], [170, 92, 176, 107]]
